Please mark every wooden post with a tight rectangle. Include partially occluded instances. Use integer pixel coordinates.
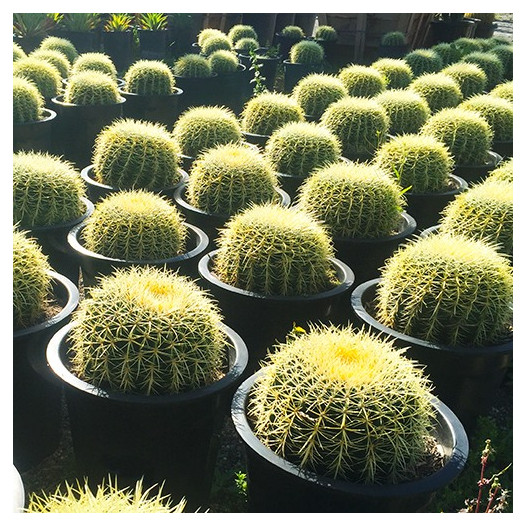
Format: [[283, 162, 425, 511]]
[[354, 13, 367, 63]]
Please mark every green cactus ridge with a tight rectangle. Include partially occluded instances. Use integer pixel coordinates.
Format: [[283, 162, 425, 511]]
[[281, 25, 304, 39], [338, 65, 387, 98], [39, 35, 79, 64], [173, 105, 242, 158], [370, 58, 413, 89], [461, 51, 504, 90], [460, 94, 513, 142], [64, 71, 120, 105], [292, 73, 347, 119], [409, 73, 462, 114], [315, 25, 337, 41], [290, 40, 324, 65], [453, 37, 483, 56], [420, 107, 493, 166], [71, 52, 118, 80], [13, 76, 45, 123], [197, 28, 226, 47], [377, 233, 513, 346], [381, 31, 406, 46], [214, 203, 337, 296], [297, 161, 405, 238], [93, 118, 182, 190], [490, 81, 513, 103], [404, 49, 443, 77], [81, 190, 188, 261], [13, 42, 27, 62], [68, 266, 226, 395], [13, 228, 52, 329], [123, 60, 175, 96], [228, 24, 258, 45], [208, 50, 239, 75], [13, 57, 62, 99], [487, 158, 513, 183], [187, 143, 278, 216], [375, 89, 430, 135], [13, 151, 87, 228], [431, 43, 462, 66], [489, 45, 513, 80], [173, 54, 212, 78], [201, 34, 232, 56], [30, 49, 70, 79], [441, 62, 487, 99], [241, 92, 305, 136], [248, 324, 435, 483], [234, 37, 259, 53], [264, 121, 341, 178], [374, 134, 453, 193]]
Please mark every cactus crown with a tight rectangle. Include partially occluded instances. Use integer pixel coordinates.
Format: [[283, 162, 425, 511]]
[[489, 45, 513, 80], [409, 72, 462, 114], [381, 31, 406, 46], [228, 24, 258, 45], [461, 51, 504, 89], [29, 49, 70, 79], [69, 266, 227, 395], [338, 64, 387, 98], [377, 233, 513, 346], [93, 118, 182, 190], [214, 204, 337, 296], [64, 71, 120, 105], [201, 34, 232, 56], [248, 324, 435, 483], [420, 107, 493, 166], [264, 121, 341, 178], [441, 62, 487, 99], [404, 49, 443, 77], [370, 58, 413, 89], [374, 89, 430, 135], [297, 161, 406, 238], [173, 53, 212, 78], [320, 96, 389, 160], [13, 151, 87, 228], [453, 37, 483, 56], [197, 28, 225, 47], [13, 76, 45, 123], [208, 50, 239, 75], [13, 42, 26, 62], [292, 73, 347, 119], [123, 60, 175, 96], [234, 37, 259, 53], [289, 40, 324, 65], [281, 25, 304, 39], [431, 42, 462, 66], [81, 190, 188, 261], [439, 180, 513, 257], [173, 105, 242, 158], [39, 35, 78, 64], [374, 134, 453, 193], [315, 25, 337, 41], [13, 228, 52, 329], [490, 81, 513, 103], [241, 92, 305, 136], [71, 52, 118, 80], [187, 143, 279, 216], [13, 57, 61, 99], [486, 158, 513, 183]]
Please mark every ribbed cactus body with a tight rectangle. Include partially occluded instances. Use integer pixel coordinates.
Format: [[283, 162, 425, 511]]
[[460, 94, 513, 142], [281, 25, 304, 39], [248, 325, 435, 483], [208, 50, 239, 75], [315, 25, 337, 41], [93, 118, 181, 190], [461, 51, 503, 89], [173, 105, 242, 158], [381, 31, 406, 46], [71, 52, 118, 80], [338, 65, 386, 97], [228, 24, 258, 45], [290, 40, 324, 65], [173, 54, 212, 78], [377, 234, 513, 346], [13, 151, 87, 228], [431, 43, 462, 66], [490, 81, 513, 103], [375, 89, 430, 135], [81, 190, 188, 260], [489, 45, 513, 79], [13, 42, 26, 61], [214, 204, 337, 296], [13, 57, 61, 99], [234, 37, 259, 53], [64, 71, 120, 105], [68, 266, 226, 395], [404, 49, 443, 77], [487, 158, 513, 183], [197, 28, 225, 47], [292, 73, 347, 119], [187, 143, 278, 215], [13, 76, 44, 123], [30, 49, 70, 79], [409, 73, 462, 114], [201, 34, 232, 56], [39, 36, 78, 64], [441, 62, 487, 99], [123, 60, 175, 96], [453, 37, 482, 56], [370, 58, 413, 89]]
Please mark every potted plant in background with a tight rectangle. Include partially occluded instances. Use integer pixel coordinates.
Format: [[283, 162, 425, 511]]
[[377, 30, 409, 59], [13, 13, 56, 53], [403, 48, 443, 77], [338, 64, 387, 98], [232, 324, 469, 512], [102, 13, 135, 73], [313, 24, 338, 65], [45, 266, 249, 510], [137, 12, 169, 60], [283, 39, 325, 93], [51, 12, 101, 54], [427, 13, 476, 45], [370, 57, 414, 89], [274, 24, 304, 59]]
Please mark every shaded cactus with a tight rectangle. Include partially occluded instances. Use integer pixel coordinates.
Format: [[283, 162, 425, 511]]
[[461, 51, 503, 89], [431, 43, 462, 66], [68, 266, 226, 395], [13, 57, 61, 99], [314, 25, 337, 41], [297, 160, 406, 238], [490, 81, 513, 103], [381, 31, 406, 46], [64, 71, 120, 105], [377, 233, 513, 346], [409, 72, 462, 114], [208, 50, 239, 75], [201, 34, 232, 57], [228, 24, 258, 45], [173, 105, 242, 158], [489, 45, 513, 80], [453, 37, 482, 56], [30, 49, 70, 79], [197, 28, 225, 47], [281, 25, 304, 39], [93, 118, 182, 190], [187, 143, 279, 216], [290, 40, 324, 65], [292, 73, 347, 119], [370, 58, 413, 89], [338, 65, 386, 97], [374, 89, 430, 135], [460, 94, 513, 142], [81, 190, 188, 260], [234, 37, 259, 54], [13, 42, 26, 62], [374, 134, 453, 193], [39, 35, 78, 64], [13, 76, 44, 123], [173, 53, 212, 78], [420, 107, 493, 166], [214, 204, 337, 296], [404, 49, 443, 77], [486, 158, 513, 183], [13, 151, 87, 228], [441, 62, 487, 99], [248, 324, 435, 483], [71, 52, 118, 80], [123, 59, 175, 96]]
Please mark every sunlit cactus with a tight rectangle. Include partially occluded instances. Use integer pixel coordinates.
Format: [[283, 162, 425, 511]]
[[409, 72, 462, 114], [404, 48, 443, 77], [201, 33, 233, 57], [208, 50, 239, 75], [490, 81, 513, 103], [123, 59, 175, 96], [64, 71, 120, 105], [338, 64, 387, 97], [71, 52, 118, 80], [370, 58, 413, 89], [281, 25, 304, 40], [486, 158, 513, 183], [461, 51, 503, 89], [13, 76, 44, 123], [314, 25, 337, 41], [38, 35, 78, 64], [173, 53, 213, 78], [431, 43, 462, 66], [228, 24, 258, 46], [30, 49, 70, 79], [13, 42, 26, 61], [441, 62, 487, 99], [453, 37, 482, 57], [289, 40, 324, 65], [292, 73, 347, 119], [13, 56, 62, 99], [489, 44, 513, 80], [197, 28, 225, 48]]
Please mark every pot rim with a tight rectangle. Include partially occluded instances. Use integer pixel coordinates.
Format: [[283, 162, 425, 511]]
[[406, 173, 469, 197], [14, 107, 57, 125], [454, 150, 502, 169], [51, 94, 126, 107], [118, 87, 184, 98]]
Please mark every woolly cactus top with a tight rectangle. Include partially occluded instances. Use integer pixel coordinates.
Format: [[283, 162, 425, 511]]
[[408, 72, 462, 114], [123, 59, 175, 96], [228, 24, 258, 45], [208, 50, 239, 75], [404, 48, 443, 77], [64, 71, 120, 105], [338, 64, 387, 98], [460, 94, 513, 142], [292, 73, 347, 119], [289, 40, 324, 65], [173, 53, 212, 78], [13, 76, 45, 123], [29, 49, 70, 79], [39, 35, 78, 64], [370, 58, 413, 89], [13, 57, 62, 99], [441, 62, 487, 99], [71, 52, 118, 80]]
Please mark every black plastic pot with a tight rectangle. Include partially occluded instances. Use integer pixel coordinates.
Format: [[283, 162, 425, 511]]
[[210, 64, 247, 115], [53, 29, 98, 53], [452, 151, 502, 185], [350, 279, 513, 433], [46, 320, 248, 510], [13, 465, 25, 513], [102, 30, 134, 73], [13, 270, 79, 472], [68, 220, 209, 288], [138, 29, 169, 59], [198, 251, 355, 374], [120, 88, 183, 128], [173, 74, 219, 114], [474, 21, 497, 39], [13, 108, 57, 154], [282, 59, 323, 93], [492, 140, 513, 160], [238, 48, 282, 93], [273, 33, 302, 59], [231, 369, 469, 513], [428, 19, 477, 45], [377, 43, 410, 59], [241, 131, 270, 150]]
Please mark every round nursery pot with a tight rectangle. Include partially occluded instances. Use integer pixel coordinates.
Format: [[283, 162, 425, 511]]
[[68, 220, 209, 288], [27, 197, 94, 286], [80, 164, 188, 203], [13, 270, 79, 472], [283, 59, 324, 93], [315, 38, 339, 64], [377, 43, 410, 59], [231, 369, 469, 513], [46, 320, 249, 511], [173, 74, 218, 114], [405, 174, 468, 232], [13, 465, 25, 513], [242, 131, 271, 149], [14, 108, 57, 154], [452, 151, 502, 185], [102, 30, 134, 73], [350, 278, 513, 433], [120, 87, 184, 128], [492, 140, 513, 160], [211, 64, 247, 115], [198, 251, 355, 374], [238, 48, 282, 92], [273, 33, 302, 59], [138, 28, 169, 59]]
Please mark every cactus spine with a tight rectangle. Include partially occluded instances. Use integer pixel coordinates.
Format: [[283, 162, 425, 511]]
[[292, 73, 347, 119], [123, 60, 175, 96], [403, 49, 443, 77], [64, 71, 120, 105], [289, 40, 324, 65], [13, 57, 61, 99], [370, 58, 413, 89], [441, 62, 487, 99], [13, 76, 45, 123], [460, 94, 513, 142], [71, 52, 118, 80], [338, 65, 387, 98], [173, 54, 212, 78]]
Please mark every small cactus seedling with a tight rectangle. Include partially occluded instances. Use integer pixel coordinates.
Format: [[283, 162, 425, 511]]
[[13, 76, 44, 123], [201, 34, 233, 56], [123, 60, 175, 96], [228, 24, 258, 46], [409, 72, 462, 114], [29, 49, 70, 79], [71, 52, 118, 80], [314, 25, 337, 41], [370, 58, 413, 89], [248, 324, 435, 483], [13, 57, 62, 99], [13, 42, 26, 61], [431, 42, 462, 66], [377, 233, 513, 346], [214, 204, 337, 296], [461, 51, 504, 89], [173, 105, 242, 158], [489, 45, 513, 80], [289, 40, 324, 65], [486, 158, 513, 183], [234, 37, 259, 54], [338, 64, 387, 98], [292, 73, 347, 119], [197, 28, 226, 47], [381, 31, 407, 46], [453, 37, 483, 56], [404, 48, 443, 77], [280, 25, 304, 40], [81, 190, 188, 261], [490, 81, 513, 103], [68, 266, 226, 395], [39, 35, 78, 64], [64, 71, 120, 105], [173, 54, 212, 78], [208, 50, 239, 75], [92, 118, 181, 190], [13, 151, 87, 228], [441, 62, 487, 99], [187, 143, 278, 216]]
